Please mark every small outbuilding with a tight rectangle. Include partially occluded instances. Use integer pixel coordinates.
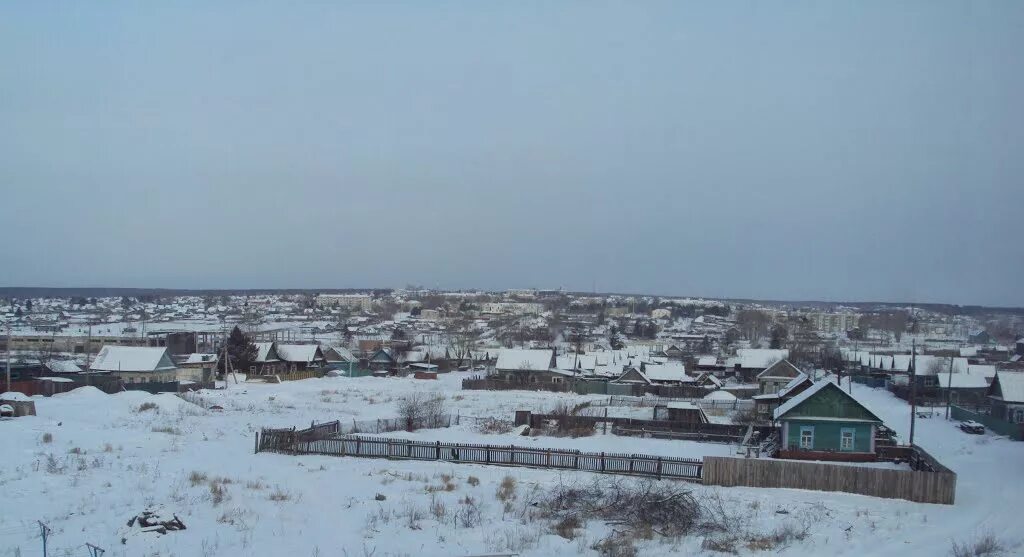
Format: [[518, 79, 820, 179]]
[[0, 391, 37, 417]]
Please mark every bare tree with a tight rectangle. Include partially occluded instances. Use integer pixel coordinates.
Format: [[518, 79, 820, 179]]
[[397, 392, 446, 431], [736, 310, 771, 345]]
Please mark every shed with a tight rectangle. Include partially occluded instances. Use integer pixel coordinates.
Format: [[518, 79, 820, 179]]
[[0, 392, 37, 417]]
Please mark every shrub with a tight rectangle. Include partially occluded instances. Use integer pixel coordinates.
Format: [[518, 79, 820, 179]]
[[137, 402, 159, 412], [397, 393, 446, 431], [553, 515, 582, 540], [467, 476, 480, 487], [951, 533, 1005, 557], [42, 433, 53, 443], [496, 476, 517, 503], [268, 486, 292, 501], [593, 533, 638, 557], [210, 482, 228, 506], [152, 425, 181, 435], [190, 471, 209, 486]]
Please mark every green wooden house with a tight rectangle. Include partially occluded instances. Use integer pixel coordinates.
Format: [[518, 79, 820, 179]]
[[773, 380, 884, 461]]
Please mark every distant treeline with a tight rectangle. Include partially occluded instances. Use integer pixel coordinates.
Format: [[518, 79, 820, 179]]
[[0, 287, 392, 298]]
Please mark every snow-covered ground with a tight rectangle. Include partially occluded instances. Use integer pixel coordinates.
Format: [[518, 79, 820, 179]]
[[1, 372, 1021, 556]]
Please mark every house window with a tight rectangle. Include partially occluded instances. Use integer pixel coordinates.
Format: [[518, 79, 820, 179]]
[[799, 426, 814, 450], [552, 377, 563, 384], [840, 428, 855, 451], [1014, 409, 1024, 424]]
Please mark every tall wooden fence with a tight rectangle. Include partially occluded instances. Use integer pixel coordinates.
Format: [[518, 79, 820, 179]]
[[703, 454, 956, 505], [527, 412, 773, 443], [256, 430, 703, 481]]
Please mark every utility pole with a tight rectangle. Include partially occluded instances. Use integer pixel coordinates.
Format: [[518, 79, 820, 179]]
[[5, 322, 11, 392], [945, 356, 954, 420], [909, 339, 917, 446], [85, 321, 93, 386], [37, 521, 51, 557]]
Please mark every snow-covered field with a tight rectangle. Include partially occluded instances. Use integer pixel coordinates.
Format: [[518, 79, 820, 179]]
[[1, 373, 1021, 556]]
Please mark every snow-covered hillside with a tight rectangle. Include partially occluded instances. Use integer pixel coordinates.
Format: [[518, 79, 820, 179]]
[[0, 373, 1020, 556]]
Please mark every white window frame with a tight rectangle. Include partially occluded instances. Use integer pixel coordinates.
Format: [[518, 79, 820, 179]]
[[840, 428, 855, 451], [799, 426, 814, 450]]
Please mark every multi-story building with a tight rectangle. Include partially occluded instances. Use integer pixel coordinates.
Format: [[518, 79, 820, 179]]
[[316, 294, 373, 312]]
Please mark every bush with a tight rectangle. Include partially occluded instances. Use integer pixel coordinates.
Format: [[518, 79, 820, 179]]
[[592, 532, 638, 557], [396, 393, 446, 431], [137, 402, 159, 412], [42, 433, 53, 443], [467, 476, 480, 487], [553, 515, 582, 540], [210, 482, 228, 506], [951, 533, 1005, 557], [268, 487, 292, 501], [496, 476, 517, 503]]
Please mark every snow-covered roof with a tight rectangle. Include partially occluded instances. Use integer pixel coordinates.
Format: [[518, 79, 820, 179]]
[[773, 380, 881, 422], [45, 360, 83, 373], [183, 353, 218, 365], [276, 344, 323, 363], [37, 376, 74, 383], [495, 349, 554, 371], [666, 401, 699, 410], [777, 373, 810, 397], [255, 342, 279, 363], [642, 362, 690, 383], [556, 355, 597, 372], [992, 372, 1024, 403], [0, 391, 31, 401], [756, 360, 802, 380], [733, 348, 789, 369], [703, 390, 737, 401], [697, 356, 718, 367], [934, 373, 990, 390], [90, 346, 176, 373]]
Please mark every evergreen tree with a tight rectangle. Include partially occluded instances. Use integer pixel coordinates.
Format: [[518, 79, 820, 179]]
[[26, 299, 33, 312], [221, 326, 257, 375]]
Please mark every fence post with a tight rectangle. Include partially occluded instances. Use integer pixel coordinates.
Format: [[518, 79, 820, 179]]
[[601, 452, 605, 471], [356, 437, 361, 455], [546, 450, 551, 467], [436, 441, 441, 460], [486, 447, 490, 464], [510, 445, 515, 464], [254, 431, 259, 454], [656, 457, 662, 480]]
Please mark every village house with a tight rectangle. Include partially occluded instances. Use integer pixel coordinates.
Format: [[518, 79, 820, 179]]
[[757, 360, 804, 395], [493, 349, 566, 385], [253, 342, 284, 375], [727, 348, 789, 382], [752, 373, 812, 419], [275, 344, 326, 372], [988, 372, 1024, 425], [774, 380, 885, 462], [89, 346, 179, 383]]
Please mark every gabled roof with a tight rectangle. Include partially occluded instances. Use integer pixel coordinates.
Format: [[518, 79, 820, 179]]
[[495, 349, 554, 372], [697, 356, 719, 367], [274, 344, 321, 364], [756, 359, 802, 380], [643, 362, 690, 383], [989, 372, 1024, 403], [774, 380, 882, 422], [322, 345, 357, 363], [614, 367, 652, 385], [254, 342, 280, 363], [777, 373, 811, 398], [44, 360, 83, 373], [934, 373, 990, 390], [734, 349, 789, 369], [90, 346, 176, 373]]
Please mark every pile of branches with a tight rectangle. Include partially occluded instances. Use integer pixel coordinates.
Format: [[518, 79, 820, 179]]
[[537, 478, 709, 538]]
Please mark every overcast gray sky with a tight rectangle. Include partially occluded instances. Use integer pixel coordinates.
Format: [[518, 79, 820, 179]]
[[1, 2, 1021, 306]]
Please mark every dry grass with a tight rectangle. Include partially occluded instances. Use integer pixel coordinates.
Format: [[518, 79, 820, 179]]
[[268, 486, 292, 501], [467, 476, 480, 487], [209, 482, 228, 506], [41, 432, 53, 443], [151, 425, 181, 435], [496, 475, 517, 503], [553, 515, 582, 540], [190, 471, 209, 486], [137, 402, 159, 412]]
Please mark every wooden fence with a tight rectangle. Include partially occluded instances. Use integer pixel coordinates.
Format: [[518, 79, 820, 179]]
[[527, 412, 773, 442], [256, 430, 703, 481], [703, 454, 956, 505]]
